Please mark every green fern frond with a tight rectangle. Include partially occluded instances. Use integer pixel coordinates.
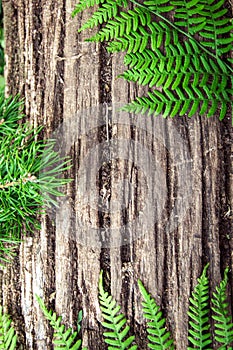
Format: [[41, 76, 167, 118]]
[[138, 280, 174, 350], [123, 44, 228, 75], [120, 38, 232, 120], [98, 271, 137, 350], [87, 7, 152, 43], [36, 295, 85, 350], [211, 267, 233, 347], [0, 306, 17, 350], [187, 263, 212, 350], [198, 0, 233, 56], [171, 0, 206, 34], [105, 25, 179, 54], [88, 14, 179, 54], [141, 0, 174, 13], [120, 67, 229, 93], [73, 0, 232, 120], [119, 61, 231, 119], [131, 0, 233, 74], [71, 0, 107, 17], [122, 87, 230, 120], [78, 0, 128, 32]]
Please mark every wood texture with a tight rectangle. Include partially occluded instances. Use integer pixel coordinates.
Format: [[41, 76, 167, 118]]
[[1, 1, 233, 349]]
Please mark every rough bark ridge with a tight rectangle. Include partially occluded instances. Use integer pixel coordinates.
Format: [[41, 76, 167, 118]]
[[1, 0, 233, 349]]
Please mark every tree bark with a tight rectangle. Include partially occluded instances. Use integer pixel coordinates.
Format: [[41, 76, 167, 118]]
[[1, 1, 233, 349]]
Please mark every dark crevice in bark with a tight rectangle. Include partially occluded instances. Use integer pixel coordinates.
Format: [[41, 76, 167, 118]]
[[4, 1, 20, 95], [219, 121, 233, 237], [70, 143, 78, 202], [52, 0, 65, 131], [69, 240, 79, 324], [120, 243, 131, 314], [32, 2, 43, 88], [98, 43, 112, 288], [174, 228, 180, 292], [99, 47, 112, 106], [31, 2, 45, 125], [160, 123, 172, 308], [8, 253, 26, 347], [45, 215, 56, 311], [31, 327, 37, 350], [200, 119, 210, 268], [219, 118, 233, 316], [68, 143, 80, 323], [53, 59, 64, 127], [100, 248, 111, 293]]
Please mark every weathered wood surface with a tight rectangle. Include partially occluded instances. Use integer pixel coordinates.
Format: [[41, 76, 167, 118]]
[[1, 1, 233, 349]]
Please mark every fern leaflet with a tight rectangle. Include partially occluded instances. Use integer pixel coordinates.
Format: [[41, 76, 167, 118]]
[[211, 267, 233, 348], [78, 0, 128, 32], [187, 264, 212, 349], [140, 0, 174, 13], [138, 280, 174, 350], [105, 23, 179, 54], [171, 0, 207, 34], [122, 87, 229, 120], [123, 45, 228, 75], [98, 271, 137, 350], [72, 0, 107, 17], [0, 306, 17, 350], [198, 0, 233, 56], [87, 7, 152, 43], [36, 295, 86, 350], [73, 0, 233, 120]]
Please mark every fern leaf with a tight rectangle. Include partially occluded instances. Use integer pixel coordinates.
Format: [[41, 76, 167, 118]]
[[87, 7, 152, 43], [142, 0, 174, 13], [123, 45, 228, 75], [138, 280, 174, 350], [72, 0, 107, 17], [86, 6, 176, 50], [120, 66, 229, 93], [198, 0, 233, 57], [74, 0, 232, 120], [78, 0, 128, 32], [122, 85, 231, 119], [171, 0, 206, 34], [99, 271, 137, 350], [0, 306, 17, 350], [112, 23, 177, 54], [77, 310, 83, 334], [211, 267, 233, 347], [105, 24, 178, 54], [36, 295, 83, 350], [187, 264, 212, 350]]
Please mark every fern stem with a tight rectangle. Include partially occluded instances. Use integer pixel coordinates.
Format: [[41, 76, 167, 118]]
[[130, 0, 233, 74]]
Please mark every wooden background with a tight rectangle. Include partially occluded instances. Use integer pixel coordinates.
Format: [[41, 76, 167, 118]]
[[1, 0, 233, 348]]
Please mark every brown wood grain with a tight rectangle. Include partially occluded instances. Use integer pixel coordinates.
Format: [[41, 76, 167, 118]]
[[1, 1, 233, 349]]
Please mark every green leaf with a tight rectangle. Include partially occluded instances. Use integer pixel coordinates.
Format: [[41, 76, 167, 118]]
[[71, 0, 107, 17], [138, 280, 174, 349], [211, 267, 233, 347], [72, 0, 232, 125], [99, 271, 138, 349], [0, 307, 17, 350], [36, 296, 83, 349], [187, 264, 212, 349]]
